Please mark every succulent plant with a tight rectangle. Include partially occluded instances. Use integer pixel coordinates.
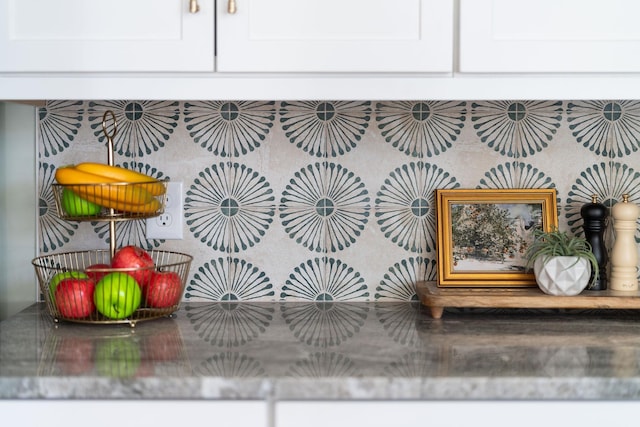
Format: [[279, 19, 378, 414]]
[[525, 227, 599, 286]]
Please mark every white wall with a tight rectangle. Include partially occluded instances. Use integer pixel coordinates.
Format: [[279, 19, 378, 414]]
[[0, 102, 37, 321]]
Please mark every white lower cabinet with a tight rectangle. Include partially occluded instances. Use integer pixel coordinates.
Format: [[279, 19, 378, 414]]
[[3, 398, 640, 426], [0, 400, 268, 427], [276, 401, 640, 427]]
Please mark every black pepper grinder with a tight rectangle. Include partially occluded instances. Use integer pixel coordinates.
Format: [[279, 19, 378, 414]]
[[581, 194, 609, 290]]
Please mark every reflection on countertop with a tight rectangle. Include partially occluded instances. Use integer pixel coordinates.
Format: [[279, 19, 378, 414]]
[[2, 302, 640, 400]]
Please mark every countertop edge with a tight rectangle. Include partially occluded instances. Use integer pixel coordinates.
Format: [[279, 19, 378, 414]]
[[4, 377, 640, 401]]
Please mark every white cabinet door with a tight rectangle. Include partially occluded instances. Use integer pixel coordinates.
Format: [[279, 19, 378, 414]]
[[217, 0, 453, 73], [0, 0, 214, 72], [459, 0, 640, 73], [0, 401, 268, 427], [277, 401, 640, 427]]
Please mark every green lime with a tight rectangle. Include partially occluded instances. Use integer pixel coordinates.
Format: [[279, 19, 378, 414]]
[[61, 188, 101, 216]]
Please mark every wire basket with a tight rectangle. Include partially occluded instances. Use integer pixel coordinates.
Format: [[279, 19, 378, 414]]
[[52, 181, 168, 221], [32, 249, 193, 327]]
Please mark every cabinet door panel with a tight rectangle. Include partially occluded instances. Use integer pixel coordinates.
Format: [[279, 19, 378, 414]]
[[277, 401, 640, 427], [217, 0, 453, 73], [460, 0, 640, 73], [0, 0, 214, 72], [0, 401, 267, 426]]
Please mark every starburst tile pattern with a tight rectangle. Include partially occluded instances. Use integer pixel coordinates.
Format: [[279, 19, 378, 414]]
[[186, 257, 274, 301], [477, 162, 555, 190], [471, 101, 563, 157], [38, 162, 77, 252], [34, 99, 640, 302], [279, 101, 372, 157], [37, 101, 84, 158], [477, 162, 519, 188], [280, 257, 369, 301], [185, 162, 275, 252], [87, 101, 179, 157], [279, 162, 370, 252], [184, 101, 276, 156], [375, 257, 433, 301], [567, 100, 640, 157], [375, 162, 459, 253], [375, 101, 467, 157], [565, 162, 640, 237]]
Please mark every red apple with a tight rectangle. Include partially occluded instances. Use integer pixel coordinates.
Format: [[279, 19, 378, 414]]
[[48, 270, 89, 302], [55, 277, 96, 318], [145, 271, 182, 308], [111, 246, 154, 287], [85, 263, 111, 283]]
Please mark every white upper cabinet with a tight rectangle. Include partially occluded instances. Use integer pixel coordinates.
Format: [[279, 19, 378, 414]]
[[0, 0, 214, 72], [216, 0, 453, 73], [459, 0, 640, 73], [4, 0, 640, 99]]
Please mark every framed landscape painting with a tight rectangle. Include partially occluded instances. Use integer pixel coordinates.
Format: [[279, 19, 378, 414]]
[[435, 188, 558, 287]]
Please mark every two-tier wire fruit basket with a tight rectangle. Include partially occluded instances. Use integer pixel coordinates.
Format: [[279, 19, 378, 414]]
[[32, 111, 192, 327]]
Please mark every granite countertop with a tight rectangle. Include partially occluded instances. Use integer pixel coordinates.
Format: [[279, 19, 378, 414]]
[[3, 301, 640, 400]]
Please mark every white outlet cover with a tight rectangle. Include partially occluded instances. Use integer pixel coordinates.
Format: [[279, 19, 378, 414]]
[[146, 181, 183, 240]]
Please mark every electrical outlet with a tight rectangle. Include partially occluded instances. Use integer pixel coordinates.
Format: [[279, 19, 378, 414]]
[[146, 181, 183, 240]]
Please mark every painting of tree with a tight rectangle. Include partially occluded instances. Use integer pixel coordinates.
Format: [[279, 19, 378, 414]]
[[451, 202, 541, 271]]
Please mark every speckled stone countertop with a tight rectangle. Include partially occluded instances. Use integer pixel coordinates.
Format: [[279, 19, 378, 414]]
[[3, 302, 640, 400]]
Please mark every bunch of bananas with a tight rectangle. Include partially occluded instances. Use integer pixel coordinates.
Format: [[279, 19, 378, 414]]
[[55, 163, 166, 214]]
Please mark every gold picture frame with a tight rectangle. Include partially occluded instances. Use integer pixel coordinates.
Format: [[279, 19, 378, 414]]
[[435, 188, 558, 287]]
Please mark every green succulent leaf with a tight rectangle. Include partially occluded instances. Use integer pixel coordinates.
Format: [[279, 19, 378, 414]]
[[525, 227, 599, 285]]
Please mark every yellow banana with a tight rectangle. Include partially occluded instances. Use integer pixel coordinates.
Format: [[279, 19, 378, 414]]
[[67, 183, 156, 209], [75, 191, 162, 214], [55, 166, 118, 185], [74, 162, 166, 196], [55, 166, 160, 213]]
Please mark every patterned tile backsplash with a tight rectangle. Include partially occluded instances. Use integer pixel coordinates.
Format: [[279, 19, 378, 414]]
[[36, 100, 640, 302]]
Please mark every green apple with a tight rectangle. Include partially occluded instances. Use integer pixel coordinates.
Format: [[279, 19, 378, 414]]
[[95, 337, 141, 378], [61, 188, 101, 216], [49, 270, 89, 301], [94, 272, 142, 319]]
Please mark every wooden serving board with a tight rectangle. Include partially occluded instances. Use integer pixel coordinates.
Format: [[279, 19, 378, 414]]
[[416, 281, 640, 319]]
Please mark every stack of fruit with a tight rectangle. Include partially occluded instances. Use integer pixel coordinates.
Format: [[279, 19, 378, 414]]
[[54, 162, 166, 218], [45, 246, 187, 322]]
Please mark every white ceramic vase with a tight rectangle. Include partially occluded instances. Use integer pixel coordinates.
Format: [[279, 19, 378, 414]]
[[533, 256, 591, 296]]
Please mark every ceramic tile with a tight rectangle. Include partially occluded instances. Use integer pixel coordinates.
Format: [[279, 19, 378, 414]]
[[83, 100, 181, 159], [435, 121, 506, 188], [231, 209, 312, 301], [330, 210, 427, 302], [321, 178, 373, 301], [35, 98, 640, 301], [523, 109, 603, 233], [182, 157, 234, 300]]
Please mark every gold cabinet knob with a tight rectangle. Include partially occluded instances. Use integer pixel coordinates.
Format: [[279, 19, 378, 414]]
[[189, 0, 200, 13], [228, 0, 237, 14]]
